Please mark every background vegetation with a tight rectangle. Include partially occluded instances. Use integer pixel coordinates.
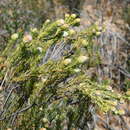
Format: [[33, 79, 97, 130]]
[[0, 0, 130, 129]]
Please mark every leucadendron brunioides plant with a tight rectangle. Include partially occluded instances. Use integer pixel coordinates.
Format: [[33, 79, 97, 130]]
[[0, 14, 126, 129]]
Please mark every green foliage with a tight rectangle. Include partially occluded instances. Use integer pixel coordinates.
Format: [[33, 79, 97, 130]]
[[0, 14, 128, 129]]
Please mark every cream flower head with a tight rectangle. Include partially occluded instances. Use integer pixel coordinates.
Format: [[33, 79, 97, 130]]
[[23, 34, 32, 43], [77, 56, 89, 63], [11, 33, 19, 40]]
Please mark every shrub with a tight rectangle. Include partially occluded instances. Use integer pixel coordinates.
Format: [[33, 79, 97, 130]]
[[0, 14, 129, 129]]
